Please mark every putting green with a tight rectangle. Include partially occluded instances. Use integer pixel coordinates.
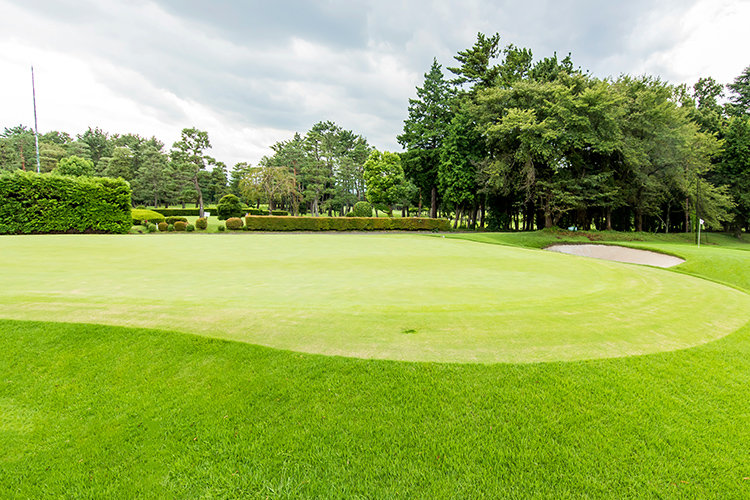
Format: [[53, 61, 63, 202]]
[[2, 234, 749, 363]]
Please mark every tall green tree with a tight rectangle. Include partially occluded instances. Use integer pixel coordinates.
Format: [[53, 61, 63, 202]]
[[439, 105, 484, 228], [715, 116, 750, 232], [77, 127, 112, 163], [131, 145, 171, 207], [171, 128, 212, 217], [447, 32, 501, 89], [398, 58, 455, 218], [104, 147, 134, 180], [55, 155, 95, 177], [363, 150, 405, 216], [727, 65, 750, 116]]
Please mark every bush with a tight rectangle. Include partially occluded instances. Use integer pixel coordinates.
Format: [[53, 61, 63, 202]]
[[166, 216, 188, 225], [158, 222, 168, 232], [352, 201, 372, 218], [186, 223, 195, 232], [272, 210, 289, 216], [345, 211, 356, 217], [173, 221, 187, 231], [135, 205, 146, 210], [225, 217, 244, 230], [218, 225, 226, 232], [195, 217, 208, 230], [131, 209, 165, 226], [147, 223, 157, 233], [247, 208, 264, 216], [0, 171, 131, 234], [167, 224, 175, 232], [243, 216, 450, 232], [217, 194, 244, 220]]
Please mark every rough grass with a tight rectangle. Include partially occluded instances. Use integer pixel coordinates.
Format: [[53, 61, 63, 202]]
[[3, 320, 750, 498]]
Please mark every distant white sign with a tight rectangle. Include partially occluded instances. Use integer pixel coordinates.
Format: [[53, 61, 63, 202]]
[[204, 212, 210, 218]]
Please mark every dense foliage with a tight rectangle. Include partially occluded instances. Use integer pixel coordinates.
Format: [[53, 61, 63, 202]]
[[0, 171, 131, 234], [216, 194, 244, 220], [400, 34, 750, 233], [225, 217, 244, 230], [130, 208, 165, 225]]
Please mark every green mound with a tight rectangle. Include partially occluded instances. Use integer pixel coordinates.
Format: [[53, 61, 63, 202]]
[[0, 234, 748, 363]]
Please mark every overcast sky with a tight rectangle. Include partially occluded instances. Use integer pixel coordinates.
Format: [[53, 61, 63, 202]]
[[2, 0, 749, 167]]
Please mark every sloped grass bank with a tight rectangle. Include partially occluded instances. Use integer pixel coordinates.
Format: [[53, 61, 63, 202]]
[[2, 319, 750, 498]]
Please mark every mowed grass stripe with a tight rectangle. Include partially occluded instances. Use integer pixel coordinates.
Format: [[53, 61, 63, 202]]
[[1, 234, 749, 362]]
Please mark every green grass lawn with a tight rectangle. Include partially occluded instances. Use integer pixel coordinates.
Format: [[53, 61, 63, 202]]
[[1, 234, 748, 363], [2, 231, 750, 498]]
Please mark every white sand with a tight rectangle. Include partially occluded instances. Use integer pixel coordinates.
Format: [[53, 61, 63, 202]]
[[546, 244, 685, 268]]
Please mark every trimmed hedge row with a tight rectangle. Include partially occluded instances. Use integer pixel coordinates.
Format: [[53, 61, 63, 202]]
[[0, 171, 131, 234], [150, 207, 218, 217], [243, 216, 450, 231], [246, 208, 289, 216], [150, 207, 291, 217]]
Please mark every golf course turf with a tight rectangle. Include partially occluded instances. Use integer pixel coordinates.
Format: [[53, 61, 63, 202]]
[[1, 233, 748, 363], [2, 230, 750, 498]]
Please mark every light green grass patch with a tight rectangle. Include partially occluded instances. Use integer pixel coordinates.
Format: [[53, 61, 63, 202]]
[[1, 233, 748, 363]]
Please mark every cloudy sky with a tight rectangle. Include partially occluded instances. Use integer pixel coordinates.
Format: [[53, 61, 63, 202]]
[[2, 0, 749, 167]]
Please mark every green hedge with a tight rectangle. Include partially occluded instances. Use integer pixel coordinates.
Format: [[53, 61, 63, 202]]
[[131, 209, 166, 225], [245, 208, 289, 216], [151, 206, 256, 217], [150, 207, 215, 217], [244, 216, 450, 231], [0, 171, 131, 234]]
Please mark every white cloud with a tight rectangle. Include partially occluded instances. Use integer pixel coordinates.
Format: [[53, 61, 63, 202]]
[[2, 0, 749, 168], [634, 0, 750, 85]]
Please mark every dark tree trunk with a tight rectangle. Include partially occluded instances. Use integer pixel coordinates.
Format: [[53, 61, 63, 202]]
[[430, 186, 437, 218], [636, 208, 643, 232], [193, 175, 204, 218], [606, 207, 612, 231]]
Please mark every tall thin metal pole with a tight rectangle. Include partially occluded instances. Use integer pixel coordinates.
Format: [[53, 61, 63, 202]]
[[32, 66, 41, 174]]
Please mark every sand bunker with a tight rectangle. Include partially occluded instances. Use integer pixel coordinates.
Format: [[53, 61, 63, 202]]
[[546, 244, 685, 268]]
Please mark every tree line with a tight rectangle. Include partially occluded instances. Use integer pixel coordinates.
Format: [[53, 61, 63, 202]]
[[399, 33, 750, 233], [2, 31, 748, 231]]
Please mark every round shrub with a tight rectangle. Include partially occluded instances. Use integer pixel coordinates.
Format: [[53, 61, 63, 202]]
[[174, 221, 187, 231], [166, 216, 188, 225], [352, 201, 373, 217], [186, 223, 195, 232], [225, 217, 244, 230], [218, 225, 226, 232], [345, 211, 356, 217], [158, 222, 168, 232], [167, 224, 175, 232], [147, 223, 157, 233], [217, 194, 244, 220], [195, 217, 208, 230]]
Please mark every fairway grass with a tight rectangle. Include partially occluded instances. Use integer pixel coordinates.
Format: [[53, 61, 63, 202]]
[[1, 234, 749, 363]]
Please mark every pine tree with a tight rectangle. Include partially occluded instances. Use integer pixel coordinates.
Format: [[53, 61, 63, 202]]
[[398, 59, 455, 217]]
